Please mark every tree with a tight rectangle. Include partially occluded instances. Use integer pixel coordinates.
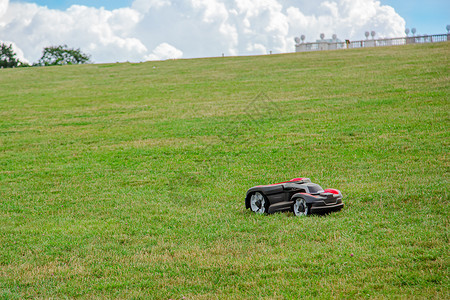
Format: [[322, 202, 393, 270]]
[[0, 43, 28, 68], [36, 45, 90, 66]]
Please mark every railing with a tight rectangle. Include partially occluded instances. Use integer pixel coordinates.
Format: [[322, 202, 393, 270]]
[[295, 34, 449, 52]]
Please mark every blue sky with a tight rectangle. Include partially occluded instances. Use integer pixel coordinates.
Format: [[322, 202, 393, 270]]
[[20, 0, 133, 10], [23, 0, 450, 35], [380, 0, 449, 34]]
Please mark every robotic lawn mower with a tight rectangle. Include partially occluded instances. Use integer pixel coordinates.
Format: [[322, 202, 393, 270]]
[[245, 178, 343, 216]]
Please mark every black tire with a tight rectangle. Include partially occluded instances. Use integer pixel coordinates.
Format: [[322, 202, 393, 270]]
[[292, 198, 309, 216], [249, 192, 268, 214]]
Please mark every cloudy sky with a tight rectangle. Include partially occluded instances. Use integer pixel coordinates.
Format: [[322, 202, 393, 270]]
[[0, 0, 448, 64]]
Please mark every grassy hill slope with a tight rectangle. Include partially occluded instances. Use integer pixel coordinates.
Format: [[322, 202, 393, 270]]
[[0, 42, 449, 298]]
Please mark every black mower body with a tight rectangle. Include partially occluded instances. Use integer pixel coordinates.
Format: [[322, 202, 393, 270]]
[[245, 178, 343, 215]]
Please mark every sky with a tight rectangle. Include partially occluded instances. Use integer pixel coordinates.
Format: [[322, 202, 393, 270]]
[[0, 0, 448, 64], [380, 0, 449, 35]]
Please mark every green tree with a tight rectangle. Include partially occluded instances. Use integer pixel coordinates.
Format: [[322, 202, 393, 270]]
[[36, 45, 90, 66], [0, 43, 28, 68]]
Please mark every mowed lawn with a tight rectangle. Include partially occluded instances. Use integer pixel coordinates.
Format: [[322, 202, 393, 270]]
[[0, 42, 448, 299]]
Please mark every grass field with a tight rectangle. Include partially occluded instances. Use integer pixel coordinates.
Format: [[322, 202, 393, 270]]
[[0, 42, 449, 299]]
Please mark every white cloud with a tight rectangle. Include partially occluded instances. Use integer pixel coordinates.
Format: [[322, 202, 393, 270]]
[[132, 0, 171, 13], [0, 0, 8, 20], [0, 0, 406, 63], [145, 42, 183, 61], [0, 1, 149, 63], [287, 0, 405, 41]]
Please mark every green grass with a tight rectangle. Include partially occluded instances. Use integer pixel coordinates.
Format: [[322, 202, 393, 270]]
[[0, 42, 449, 299]]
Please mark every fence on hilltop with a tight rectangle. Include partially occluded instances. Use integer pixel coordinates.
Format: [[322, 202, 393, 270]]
[[295, 34, 449, 52]]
